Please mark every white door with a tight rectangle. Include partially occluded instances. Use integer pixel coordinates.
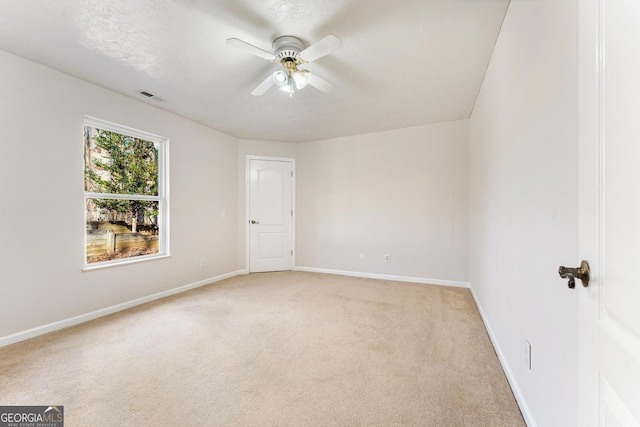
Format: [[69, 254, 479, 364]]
[[247, 157, 294, 273], [579, 0, 640, 425]]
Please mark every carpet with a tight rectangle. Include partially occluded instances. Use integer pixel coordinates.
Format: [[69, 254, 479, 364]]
[[0, 271, 525, 426]]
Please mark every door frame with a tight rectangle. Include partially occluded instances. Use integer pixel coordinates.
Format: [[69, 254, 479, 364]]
[[245, 155, 296, 272]]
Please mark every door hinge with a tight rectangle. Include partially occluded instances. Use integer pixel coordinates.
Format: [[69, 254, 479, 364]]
[[291, 210, 293, 217], [291, 171, 293, 177], [291, 250, 293, 256]]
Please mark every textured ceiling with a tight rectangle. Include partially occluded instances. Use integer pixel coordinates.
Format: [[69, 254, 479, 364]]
[[0, 0, 509, 142]]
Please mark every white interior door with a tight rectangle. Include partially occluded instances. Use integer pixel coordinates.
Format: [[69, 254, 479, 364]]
[[248, 157, 294, 273], [579, 0, 640, 425]]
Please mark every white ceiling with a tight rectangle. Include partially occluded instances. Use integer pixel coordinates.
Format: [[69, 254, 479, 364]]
[[0, 0, 508, 142]]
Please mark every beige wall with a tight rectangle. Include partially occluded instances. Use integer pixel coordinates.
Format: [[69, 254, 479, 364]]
[[294, 121, 469, 284], [236, 123, 470, 285], [469, 0, 579, 425], [0, 50, 239, 339]]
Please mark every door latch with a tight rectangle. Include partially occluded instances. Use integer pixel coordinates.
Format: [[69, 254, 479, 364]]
[[558, 260, 590, 289]]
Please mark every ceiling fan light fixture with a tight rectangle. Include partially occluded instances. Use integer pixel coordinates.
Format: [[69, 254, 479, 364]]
[[293, 70, 308, 89], [279, 83, 294, 94], [272, 70, 289, 87]]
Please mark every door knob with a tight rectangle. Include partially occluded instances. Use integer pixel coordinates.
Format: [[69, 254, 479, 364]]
[[250, 220, 259, 224], [558, 260, 590, 289]]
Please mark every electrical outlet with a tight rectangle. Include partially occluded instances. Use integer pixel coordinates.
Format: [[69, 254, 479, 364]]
[[384, 254, 390, 263], [524, 340, 532, 370], [221, 209, 226, 218], [360, 253, 365, 260], [200, 258, 206, 268]]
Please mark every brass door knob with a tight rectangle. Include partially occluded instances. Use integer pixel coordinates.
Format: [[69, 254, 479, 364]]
[[558, 260, 590, 289]]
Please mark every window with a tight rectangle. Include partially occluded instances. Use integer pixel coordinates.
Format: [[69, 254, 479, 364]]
[[83, 117, 169, 268]]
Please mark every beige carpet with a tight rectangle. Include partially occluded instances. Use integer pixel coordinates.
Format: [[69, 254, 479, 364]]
[[0, 271, 525, 426]]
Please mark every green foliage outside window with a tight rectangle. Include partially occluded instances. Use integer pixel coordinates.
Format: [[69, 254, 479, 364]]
[[85, 128, 159, 232]]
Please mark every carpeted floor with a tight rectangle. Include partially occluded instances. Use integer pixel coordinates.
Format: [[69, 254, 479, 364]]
[[0, 271, 525, 426]]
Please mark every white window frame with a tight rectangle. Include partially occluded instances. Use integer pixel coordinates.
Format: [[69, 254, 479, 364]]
[[82, 116, 170, 271]]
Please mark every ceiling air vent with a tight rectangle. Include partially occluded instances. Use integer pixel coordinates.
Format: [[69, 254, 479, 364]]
[[136, 90, 165, 102]]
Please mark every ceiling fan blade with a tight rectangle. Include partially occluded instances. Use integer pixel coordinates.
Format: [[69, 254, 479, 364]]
[[226, 38, 275, 61], [251, 75, 275, 96], [305, 71, 335, 93], [299, 34, 343, 63]]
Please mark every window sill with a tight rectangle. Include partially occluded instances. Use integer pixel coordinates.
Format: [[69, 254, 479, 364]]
[[82, 254, 171, 272]]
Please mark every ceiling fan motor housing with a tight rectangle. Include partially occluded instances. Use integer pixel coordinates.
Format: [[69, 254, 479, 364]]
[[272, 36, 305, 62]]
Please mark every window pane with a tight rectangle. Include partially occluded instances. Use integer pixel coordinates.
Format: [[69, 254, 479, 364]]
[[84, 126, 159, 196], [86, 198, 159, 264]]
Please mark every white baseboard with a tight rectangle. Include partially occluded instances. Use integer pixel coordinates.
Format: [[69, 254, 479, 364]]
[[294, 266, 470, 288], [0, 270, 244, 348], [469, 286, 536, 427]]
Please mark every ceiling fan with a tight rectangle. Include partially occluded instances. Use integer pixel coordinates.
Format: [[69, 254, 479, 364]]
[[226, 34, 343, 96]]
